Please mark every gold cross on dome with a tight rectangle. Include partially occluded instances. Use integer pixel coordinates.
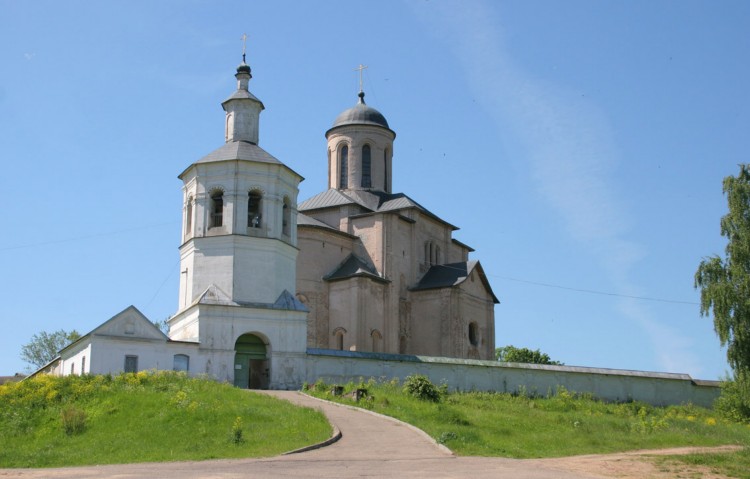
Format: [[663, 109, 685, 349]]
[[355, 64, 368, 93]]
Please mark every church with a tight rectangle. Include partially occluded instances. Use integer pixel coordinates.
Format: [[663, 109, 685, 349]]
[[35, 56, 499, 390]]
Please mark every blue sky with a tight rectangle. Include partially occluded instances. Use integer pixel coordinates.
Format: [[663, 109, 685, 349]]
[[1, 0, 748, 380]]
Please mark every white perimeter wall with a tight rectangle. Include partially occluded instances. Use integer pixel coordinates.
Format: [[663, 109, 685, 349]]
[[305, 349, 720, 408]]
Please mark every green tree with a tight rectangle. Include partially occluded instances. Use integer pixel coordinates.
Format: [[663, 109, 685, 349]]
[[495, 345, 562, 365], [695, 164, 750, 422], [152, 318, 170, 334], [695, 164, 750, 377], [20, 329, 81, 369]]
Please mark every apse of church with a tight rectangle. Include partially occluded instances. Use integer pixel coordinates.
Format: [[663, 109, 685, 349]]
[[297, 86, 498, 361]]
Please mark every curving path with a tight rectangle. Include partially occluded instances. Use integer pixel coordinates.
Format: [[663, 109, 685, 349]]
[[0, 391, 730, 478]]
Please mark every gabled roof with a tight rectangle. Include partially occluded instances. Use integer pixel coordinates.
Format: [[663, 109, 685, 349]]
[[323, 254, 389, 283], [273, 290, 309, 311], [410, 261, 499, 303], [194, 284, 238, 307], [299, 189, 458, 231], [60, 305, 168, 355]]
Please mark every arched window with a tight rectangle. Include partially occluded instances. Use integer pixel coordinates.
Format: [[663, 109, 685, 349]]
[[210, 191, 223, 228], [361, 144, 371, 188], [425, 241, 439, 266], [248, 191, 262, 228], [384, 149, 389, 192], [339, 145, 349, 189], [185, 196, 193, 236], [333, 328, 346, 350], [282, 197, 291, 236], [469, 322, 479, 347], [173, 354, 190, 372], [81, 356, 86, 374], [225, 112, 232, 142]]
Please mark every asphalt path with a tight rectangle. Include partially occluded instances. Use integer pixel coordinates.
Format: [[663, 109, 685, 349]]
[[0, 390, 598, 478]]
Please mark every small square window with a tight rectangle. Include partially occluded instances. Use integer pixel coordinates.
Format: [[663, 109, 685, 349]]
[[173, 354, 189, 372]]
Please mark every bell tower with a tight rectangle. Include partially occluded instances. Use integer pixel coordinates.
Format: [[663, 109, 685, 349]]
[[167, 44, 308, 390], [175, 58, 303, 309]]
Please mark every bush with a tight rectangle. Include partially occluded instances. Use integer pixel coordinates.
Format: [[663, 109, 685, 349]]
[[714, 376, 750, 423], [61, 406, 86, 436], [230, 416, 244, 444], [402, 374, 441, 402]]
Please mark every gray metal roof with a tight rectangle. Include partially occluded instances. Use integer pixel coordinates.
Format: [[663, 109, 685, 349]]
[[411, 261, 499, 303], [330, 92, 390, 130], [299, 189, 357, 210], [272, 290, 308, 311], [297, 213, 336, 229], [323, 254, 388, 283], [299, 189, 458, 231], [195, 140, 282, 165], [378, 194, 426, 213], [222, 89, 264, 108], [180, 140, 304, 181]]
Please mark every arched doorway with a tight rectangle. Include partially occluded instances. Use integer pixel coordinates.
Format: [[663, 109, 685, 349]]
[[233, 334, 269, 389]]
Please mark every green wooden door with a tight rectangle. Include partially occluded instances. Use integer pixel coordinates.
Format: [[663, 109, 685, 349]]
[[233, 353, 251, 388], [234, 334, 267, 389]]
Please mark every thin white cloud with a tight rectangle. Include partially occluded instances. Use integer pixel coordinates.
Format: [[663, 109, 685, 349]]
[[410, 0, 702, 375]]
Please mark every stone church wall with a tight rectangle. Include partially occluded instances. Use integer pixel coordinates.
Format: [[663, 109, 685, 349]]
[[350, 215, 384, 272], [296, 229, 354, 348], [304, 349, 720, 408]]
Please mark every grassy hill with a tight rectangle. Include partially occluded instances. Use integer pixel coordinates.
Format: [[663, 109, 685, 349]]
[[0, 372, 331, 468], [5, 372, 749, 477], [306, 376, 750, 476]]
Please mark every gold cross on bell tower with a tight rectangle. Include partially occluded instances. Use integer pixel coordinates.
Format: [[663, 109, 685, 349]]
[[355, 64, 368, 93]]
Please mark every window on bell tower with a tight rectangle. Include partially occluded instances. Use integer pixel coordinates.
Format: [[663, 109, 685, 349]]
[[282, 196, 291, 236], [185, 196, 193, 236], [339, 145, 349, 189], [210, 191, 223, 228], [361, 144, 371, 188], [248, 191, 262, 228]]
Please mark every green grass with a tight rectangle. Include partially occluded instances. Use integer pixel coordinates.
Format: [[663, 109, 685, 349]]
[[654, 448, 750, 479], [306, 377, 750, 460], [0, 371, 331, 468]]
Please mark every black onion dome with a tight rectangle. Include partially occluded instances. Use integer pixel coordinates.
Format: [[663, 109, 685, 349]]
[[331, 91, 389, 129], [236, 62, 251, 75]]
